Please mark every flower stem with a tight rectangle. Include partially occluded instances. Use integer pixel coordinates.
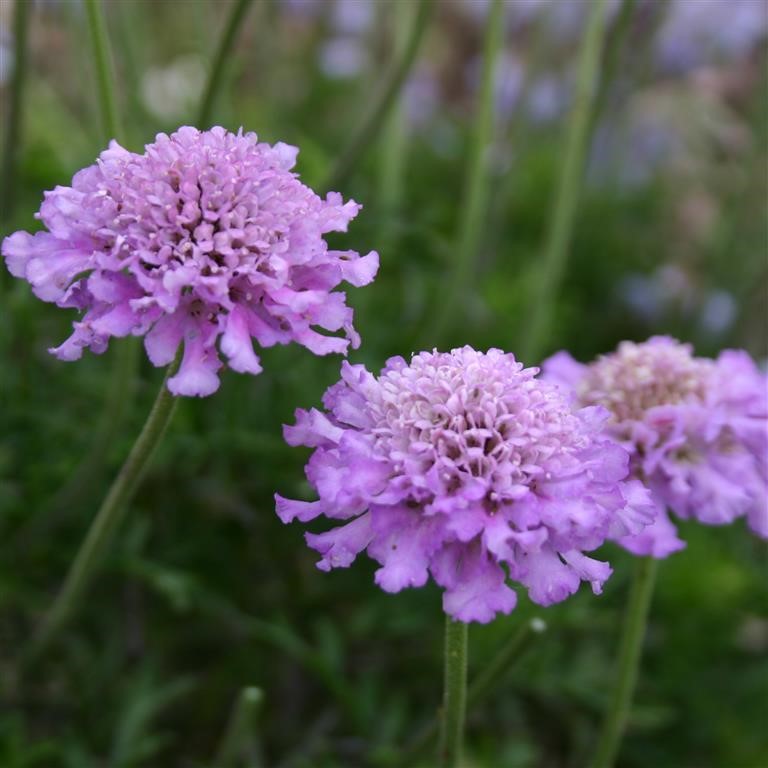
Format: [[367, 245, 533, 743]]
[[84, 0, 122, 142], [592, 556, 658, 768], [375, 0, 412, 250], [438, 618, 469, 767], [467, 616, 545, 706], [521, 0, 608, 363], [322, 0, 432, 192], [428, 0, 504, 344], [213, 686, 264, 767], [405, 616, 544, 759], [197, 0, 256, 127], [45, 0, 140, 532], [29, 363, 180, 659], [0, 0, 31, 226]]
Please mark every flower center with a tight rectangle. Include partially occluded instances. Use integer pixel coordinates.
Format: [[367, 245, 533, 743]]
[[364, 349, 587, 497], [578, 339, 713, 421]]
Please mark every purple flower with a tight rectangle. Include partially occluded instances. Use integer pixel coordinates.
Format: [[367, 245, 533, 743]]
[[543, 337, 768, 557], [2, 126, 379, 396], [276, 347, 653, 623]]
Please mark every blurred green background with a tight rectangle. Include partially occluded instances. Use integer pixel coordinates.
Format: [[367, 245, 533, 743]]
[[1, 0, 766, 766]]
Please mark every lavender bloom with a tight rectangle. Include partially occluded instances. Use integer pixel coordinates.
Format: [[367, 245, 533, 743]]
[[656, 0, 768, 73], [276, 347, 654, 623], [2, 127, 379, 396], [544, 337, 768, 557]]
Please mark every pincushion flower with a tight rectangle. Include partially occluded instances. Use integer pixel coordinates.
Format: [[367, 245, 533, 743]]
[[1, 126, 379, 396], [276, 347, 655, 623], [543, 336, 768, 557]]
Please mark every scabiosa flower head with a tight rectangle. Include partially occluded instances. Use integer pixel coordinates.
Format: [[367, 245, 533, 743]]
[[276, 347, 653, 623], [2, 126, 379, 396], [543, 336, 768, 557]]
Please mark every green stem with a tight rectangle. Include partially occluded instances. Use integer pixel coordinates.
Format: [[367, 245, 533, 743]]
[[84, 0, 122, 142], [322, 0, 432, 192], [438, 618, 469, 768], [29, 362, 181, 659], [46, 341, 140, 516], [197, 0, 256, 127], [589, 0, 638, 136], [406, 616, 544, 760], [427, 0, 504, 344], [486, 5, 552, 261], [214, 687, 265, 767], [520, 0, 608, 363], [375, 0, 412, 250], [45, 0, 139, 539], [592, 556, 658, 768], [0, 0, 31, 225], [467, 616, 544, 706]]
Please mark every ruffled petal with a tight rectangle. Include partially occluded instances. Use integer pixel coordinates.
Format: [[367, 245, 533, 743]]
[[220, 306, 263, 375], [610, 478, 658, 538], [26, 243, 93, 302], [167, 332, 221, 397], [144, 312, 185, 367], [306, 513, 374, 572], [618, 506, 686, 558], [90, 303, 139, 337], [294, 327, 350, 356], [746, 498, 768, 539], [333, 250, 380, 287], [559, 550, 612, 595], [2, 231, 37, 277], [368, 506, 444, 593], [438, 545, 517, 624], [520, 548, 581, 607], [541, 350, 587, 394], [283, 408, 344, 447], [49, 318, 106, 361], [274, 495, 328, 524]]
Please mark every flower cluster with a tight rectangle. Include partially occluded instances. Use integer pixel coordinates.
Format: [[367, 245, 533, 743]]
[[2, 126, 378, 396], [544, 336, 768, 556], [276, 347, 654, 623]]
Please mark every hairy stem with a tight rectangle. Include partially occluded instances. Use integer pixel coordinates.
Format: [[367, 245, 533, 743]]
[[197, 0, 256, 126], [438, 618, 469, 767], [322, 0, 432, 192], [428, 0, 504, 344], [30, 363, 180, 658], [521, 0, 608, 363], [406, 616, 544, 759], [0, 0, 31, 225], [214, 687, 265, 767], [592, 556, 658, 768], [46, 0, 139, 529], [84, 0, 122, 142]]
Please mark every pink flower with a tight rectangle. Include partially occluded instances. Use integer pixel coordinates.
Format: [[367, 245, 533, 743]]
[[276, 347, 653, 623], [2, 126, 378, 396], [543, 337, 768, 556]]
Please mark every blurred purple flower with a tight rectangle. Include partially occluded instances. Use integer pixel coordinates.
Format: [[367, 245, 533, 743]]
[[618, 265, 695, 322], [2, 126, 378, 396], [465, 51, 524, 125], [276, 347, 653, 623], [618, 266, 737, 338], [699, 290, 736, 335], [140, 55, 206, 122], [280, 0, 325, 19], [544, 337, 768, 556], [656, 0, 768, 73], [331, 0, 374, 35], [319, 37, 368, 78], [403, 70, 440, 129], [0, 26, 13, 87], [526, 73, 570, 124]]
